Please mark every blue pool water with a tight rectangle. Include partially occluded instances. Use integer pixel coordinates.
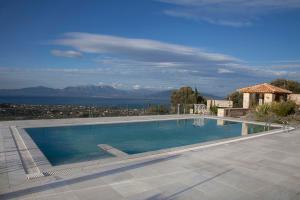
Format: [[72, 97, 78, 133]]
[[25, 118, 276, 166]]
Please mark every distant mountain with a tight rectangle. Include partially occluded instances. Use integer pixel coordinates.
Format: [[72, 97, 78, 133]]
[[0, 86, 62, 96], [0, 85, 221, 100], [146, 90, 175, 99], [201, 93, 223, 100], [0, 85, 168, 99], [62, 85, 129, 97]]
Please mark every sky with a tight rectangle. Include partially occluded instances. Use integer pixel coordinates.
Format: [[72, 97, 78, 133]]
[[0, 0, 300, 96]]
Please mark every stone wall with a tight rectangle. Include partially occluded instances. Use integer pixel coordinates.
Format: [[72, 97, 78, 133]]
[[217, 108, 249, 117], [207, 100, 233, 110], [288, 94, 300, 106], [264, 93, 275, 104], [243, 93, 250, 108]]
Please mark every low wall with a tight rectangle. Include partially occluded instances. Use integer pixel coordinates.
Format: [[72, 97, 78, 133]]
[[217, 108, 249, 118], [288, 94, 300, 106], [207, 100, 233, 110]]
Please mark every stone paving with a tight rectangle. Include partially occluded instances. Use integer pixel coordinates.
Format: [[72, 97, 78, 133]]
[[0, 116, 300, 200]]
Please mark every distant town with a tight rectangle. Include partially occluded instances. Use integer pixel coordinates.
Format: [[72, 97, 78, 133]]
[[0, 103, 170, 121]]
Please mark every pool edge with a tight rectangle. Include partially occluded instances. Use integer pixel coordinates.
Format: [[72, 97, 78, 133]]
[[13, 115, 292, 178]]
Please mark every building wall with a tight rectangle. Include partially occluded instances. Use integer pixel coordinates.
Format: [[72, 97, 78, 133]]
[[217, 108, 225, 117], [217, 108, 248, 117], [243, 93, 250, 108], [288, 94, 300, 106], [264, 93, 275, 104], [227, 108, 249, 117], [207, 100, 233, 110]]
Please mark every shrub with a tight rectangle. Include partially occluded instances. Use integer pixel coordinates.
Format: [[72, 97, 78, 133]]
[[270, 100, 296, 117], [255, 100, 296, 122], [255, 104, 271, 121], [210, 105, 218, 115], [147, 105, 169, 115], [256, 104, 271, 115], [226, 91, 243, 108]]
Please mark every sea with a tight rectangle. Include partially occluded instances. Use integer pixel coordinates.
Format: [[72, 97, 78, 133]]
[[0, 96, 170, 108]]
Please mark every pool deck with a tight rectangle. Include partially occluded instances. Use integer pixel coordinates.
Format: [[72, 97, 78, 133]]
[[0, 115, 300, 200]]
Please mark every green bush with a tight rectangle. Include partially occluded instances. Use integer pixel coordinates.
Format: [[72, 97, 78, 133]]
[[210, 105, 218, 115], [256, 104, 271, 115], [255, 100, 296, 122], [226, 91, 243, 108], [147, 105, 169, 115], [270, 100, 296, 117], [255, 104, 271, 121]]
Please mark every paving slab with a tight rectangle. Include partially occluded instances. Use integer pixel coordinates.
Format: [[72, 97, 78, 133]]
[[74, 185, 124, 200]]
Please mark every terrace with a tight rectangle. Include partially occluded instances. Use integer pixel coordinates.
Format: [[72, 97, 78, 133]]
[[0, 115, 299, 200]]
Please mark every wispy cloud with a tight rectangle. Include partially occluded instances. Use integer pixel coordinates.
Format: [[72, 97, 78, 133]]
[[51, 49, 82, 58], [49, 32, 300, 94], [52, 32, 238, 64], [51, 32, 300, 77], [158, 0, 300, 27], [132, 84, 141, 90], [51, 32, 244, 76], [217, 68, 234, 74], [1, 32, 299, 95]]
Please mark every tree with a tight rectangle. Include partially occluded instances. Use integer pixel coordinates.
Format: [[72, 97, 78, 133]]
[[171, 86, 206, 114], [227, 91, 243, 108], [195, 87, 206, 104], [171, 87, 195, 106], [171, 87, 205, 106], [270, 79, 300, 93], [147, 105, 169, 115]]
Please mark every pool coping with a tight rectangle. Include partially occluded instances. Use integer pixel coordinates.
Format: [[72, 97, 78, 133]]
[[4, 114, 292, 178]]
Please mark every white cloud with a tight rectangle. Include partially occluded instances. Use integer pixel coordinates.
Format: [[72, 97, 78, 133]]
[[269, 62, 300, 71], [217, 68, 234, 74], [111, 82, 124, 88], [47, 32, 300, 94], [51, 49, 82, 58], [52, 32, 238, 64], [51, 32, 244, 77], [0, 33, 295, 95], [132, 84, 141, 90], [158, 0, 300, 27]]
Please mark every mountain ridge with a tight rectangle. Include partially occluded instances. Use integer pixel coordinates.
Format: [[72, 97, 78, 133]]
[[0, 85, 222, 99]]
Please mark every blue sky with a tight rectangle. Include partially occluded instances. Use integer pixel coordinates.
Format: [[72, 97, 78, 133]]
[[1, 0, 300, 96]]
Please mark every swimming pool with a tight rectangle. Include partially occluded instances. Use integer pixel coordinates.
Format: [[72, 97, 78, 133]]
[[25, 118, 277, 166]]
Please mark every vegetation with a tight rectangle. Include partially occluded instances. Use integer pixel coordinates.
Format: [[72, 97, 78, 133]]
[[270, 79, 300, 93], [255, 104, 272, 121], [170, 87, 206, 106], [226, 91, 243, 108], [194, 88, 206, 104], [170, 86, 206, 114], [146, 105, 169, 115], [210, 105, 218, 115], [270, 100, 296, 117], [255, 100, 296, 122]]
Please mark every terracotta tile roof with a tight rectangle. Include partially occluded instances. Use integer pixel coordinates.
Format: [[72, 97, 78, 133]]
[[237, 83, 292, 94]]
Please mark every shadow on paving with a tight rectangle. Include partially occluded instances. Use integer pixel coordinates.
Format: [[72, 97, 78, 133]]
[[0, 154, 180, 199], [145, 168, 233, 200], [0, 147, 40, 154], [0, 155, 48, 175]]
